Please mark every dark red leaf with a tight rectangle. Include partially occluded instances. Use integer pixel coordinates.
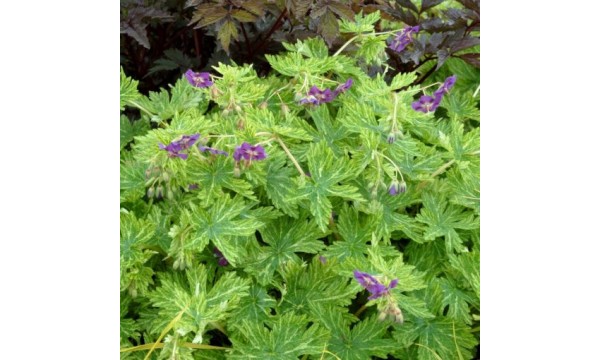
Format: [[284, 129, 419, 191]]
[[421, 0, 445, 12]]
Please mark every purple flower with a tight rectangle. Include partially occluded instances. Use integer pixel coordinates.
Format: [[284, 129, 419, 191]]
[[233, 142, 266, 162], [198, 145, 228, 157], [411, 95, 441, 113], [353, 270, 398, 300], [188, 184, 199, 190], [433, 75, 457, 98], [158, 133, 200, 159], [389, 26, 420, 53], [213, 247, 229, 266], [184, 69, 213, 88], [334, 78, 353, 95], [299, 86, 335, 105], [319, 255, 327, 264]]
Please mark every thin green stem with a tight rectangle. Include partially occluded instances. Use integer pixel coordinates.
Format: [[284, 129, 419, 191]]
[[391, 92, 399, 133], [333, 30, 398, 57], [378, 152, 405, 183], [354, 304, 369, 317], [264, 83, 292, 102], [275, 137, 307, 177], [431, 159, 456, 178], [126, 100, 153, 117]]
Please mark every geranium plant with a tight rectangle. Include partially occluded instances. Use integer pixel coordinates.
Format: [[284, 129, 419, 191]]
[[120, 12, 479, 359]]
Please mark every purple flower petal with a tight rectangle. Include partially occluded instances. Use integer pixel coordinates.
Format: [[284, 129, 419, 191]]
[[234, 142, 266, 162], [185, 69, 213, 88], [411, 95, 441, 113], [354, 270, 398, 300], [434, 75, 458, 99], [389, 183, 399, 196], [389, 26, 420, 53], [213, 247, 229, 266], [301, 86, 335, 105], [199, 144, 228, 157], [334, 78, 353, 95]]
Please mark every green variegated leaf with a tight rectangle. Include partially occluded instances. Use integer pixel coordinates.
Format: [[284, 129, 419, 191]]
[[416, 191, 479, 253], [339, 10, 381, 33], [120, 115, 150, 150], [120, 67, 141, 110], [228, 313, 328, 359], [298, 141, 364, 231], [316, 309, 397, 360]]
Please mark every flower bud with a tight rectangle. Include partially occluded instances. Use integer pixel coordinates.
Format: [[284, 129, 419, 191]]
[[167, 188, 174, 200], [398, 181, 407, 194], [210, 86, 221, 99], [223, 109, 230, 116], [259, 101, 268, 109], [233, 164, 241, 177], [388, 180, 400, 196], [235, 105, 242, 112], [387, 133, 396, 144], [162, 172, 170, 182], [156, 185, 164, 199], [147, 186, 155, 198], [281, 103, 289, 114]]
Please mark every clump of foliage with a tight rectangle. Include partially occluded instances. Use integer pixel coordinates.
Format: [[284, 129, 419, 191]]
[[121, 0, 479, 93], [121, 11, 479, 359]]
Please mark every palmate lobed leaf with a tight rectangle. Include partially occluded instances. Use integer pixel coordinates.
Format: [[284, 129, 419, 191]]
[[277, 258, 356, 320], [416, 190, 479, 253], [120, 67, 141, 110], [228, 313, 329, 359], [297, 141, 364, 231], [316, 308, 398, 360]]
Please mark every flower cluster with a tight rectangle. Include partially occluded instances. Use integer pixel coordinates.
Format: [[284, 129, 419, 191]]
[[233, 142, 267, 162], [184, 69, 213, 88], [299, 79, 353, 106], [353, 270, 398, 300], [389, 26, 420, 53], [411, 75, 457, 113], [158, 133, 200, 160], [213, 247, 229, 266]]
